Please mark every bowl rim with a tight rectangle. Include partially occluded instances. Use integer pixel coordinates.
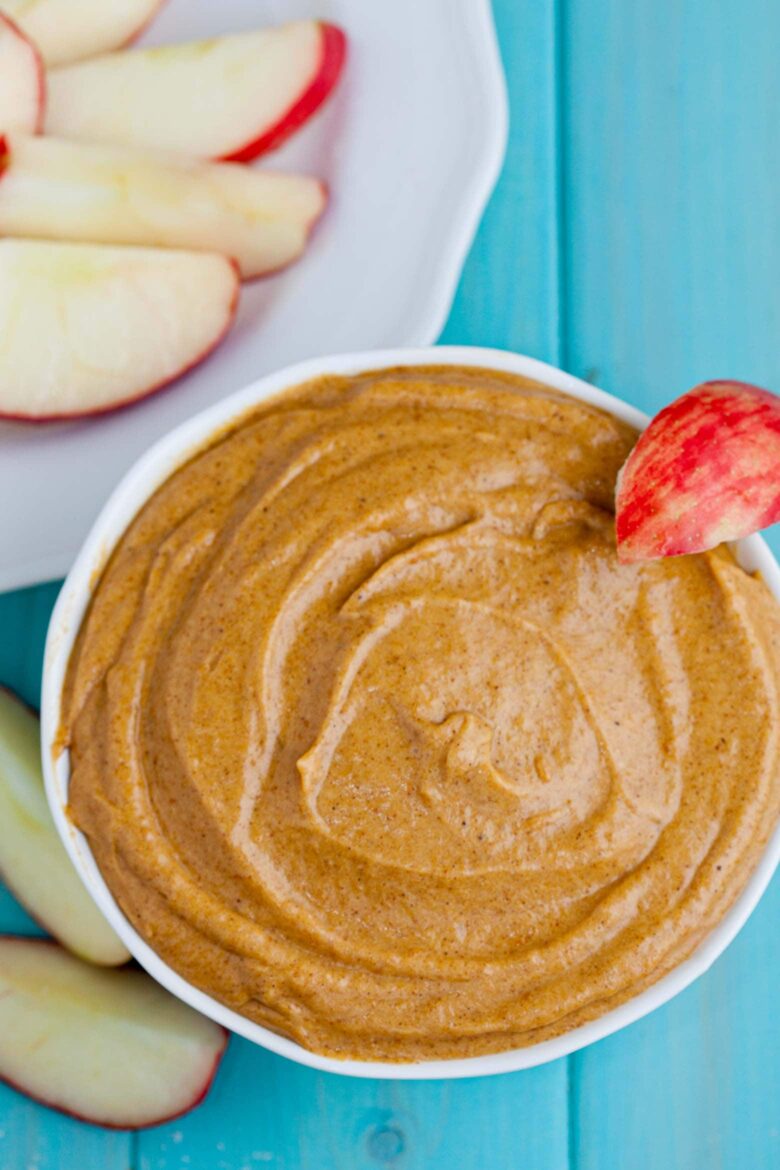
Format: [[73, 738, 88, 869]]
[[41, 345, 780, 1080]]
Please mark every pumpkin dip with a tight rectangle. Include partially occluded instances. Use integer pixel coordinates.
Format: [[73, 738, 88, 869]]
[[61, 365, 780, 1062]]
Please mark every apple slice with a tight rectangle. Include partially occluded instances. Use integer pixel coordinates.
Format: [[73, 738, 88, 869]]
[[46, 21, 346, 161], [0, 133, 326, 279], [0, 688, 130, 962], [0, 239, 238, 420], [616, 380, 780, 562], [0, 12, 45, 133], [0, 0, 166, 67], [0, 937, 227, 1127]]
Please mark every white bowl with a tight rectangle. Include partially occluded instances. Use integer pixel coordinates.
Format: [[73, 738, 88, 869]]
[[42, 346, 780, 1080]]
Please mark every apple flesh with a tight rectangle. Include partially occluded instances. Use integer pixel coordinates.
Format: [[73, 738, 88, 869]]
[[0, 238, 238, 420], [0, 12, 45, 133], [46, 21, 346, 161], [0, 133, 326, 279], [0, 688, 130, 962], [616, 380, 780, 561], [0, 0, 166, 67], [0, 937, 227, 1127]]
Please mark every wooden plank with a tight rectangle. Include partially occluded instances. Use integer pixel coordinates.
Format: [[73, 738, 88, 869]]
[[561, 0, 780, 1166], [0, 582, 60, 709], [0, 1075, 134, 1170], [562, 0, 780, 409], [138, 1041, 569, 1170], [441, 0, 562, 364]]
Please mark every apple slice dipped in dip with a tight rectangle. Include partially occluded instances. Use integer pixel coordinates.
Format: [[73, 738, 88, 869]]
[[616, 380, 780, 562]]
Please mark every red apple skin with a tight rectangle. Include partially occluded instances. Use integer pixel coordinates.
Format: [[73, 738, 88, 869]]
[[0, 257, 240, 424], [0, 1038, 228, 1132], [0, 12, 47, 133], [0, 936, 228, 1130], [223, 23, 347, 163], [616, 380, 780, 562], [0, 1051, 224, 1130]]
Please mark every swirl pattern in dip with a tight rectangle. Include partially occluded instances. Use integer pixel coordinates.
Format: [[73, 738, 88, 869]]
[[62, 365, 780, 1061]]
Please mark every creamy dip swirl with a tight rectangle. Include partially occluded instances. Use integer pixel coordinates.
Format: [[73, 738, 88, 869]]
[[63, 366, 780, 1061]]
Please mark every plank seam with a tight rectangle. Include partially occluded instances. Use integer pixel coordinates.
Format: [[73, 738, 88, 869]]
[[555, 0, 577, 1158], [554, 0, 570, 374]]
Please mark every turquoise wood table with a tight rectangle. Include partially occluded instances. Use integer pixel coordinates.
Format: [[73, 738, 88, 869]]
[[2, 0, 779, 1165]]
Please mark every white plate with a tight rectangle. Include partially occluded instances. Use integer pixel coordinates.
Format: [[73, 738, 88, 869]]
[[0, 0, 507, 591]]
